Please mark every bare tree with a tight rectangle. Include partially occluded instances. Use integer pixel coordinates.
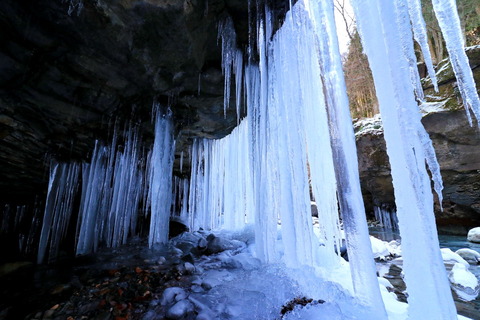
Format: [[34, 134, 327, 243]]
[[334, 0, 355, 41]]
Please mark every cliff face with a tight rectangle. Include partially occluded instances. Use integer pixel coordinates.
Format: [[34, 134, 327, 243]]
[[356, 46, 480, 234]]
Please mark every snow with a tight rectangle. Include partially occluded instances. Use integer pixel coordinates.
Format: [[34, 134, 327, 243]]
[[467, 227, 480, 243], [370, 236, 391, 260], [441, 248, 470, 267], [161, 287, 188, 305], [353, 114, 383, 136], [448, 263, 480, 302], [370, 236, 402, 261], [449, 263, 479, 290], [143, 229, 474, 320], [420, 99, 450, 114], [455, 248, 480, 264]]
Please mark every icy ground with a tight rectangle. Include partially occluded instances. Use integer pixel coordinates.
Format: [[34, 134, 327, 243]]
[[140, 226, 473, 320]]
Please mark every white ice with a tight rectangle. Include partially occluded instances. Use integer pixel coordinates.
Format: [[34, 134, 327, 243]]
[[350, 0, 457, 318], [148, 107, 175, 246], [431, 0, 480, 125]]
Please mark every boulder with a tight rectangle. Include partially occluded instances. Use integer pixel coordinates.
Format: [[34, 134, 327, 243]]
[[205, 234, 245, 255], [467, 227, 480, 243], [166, 300, 194, 319], [440, 248, 470, 267], [448, 263, 480, 302], [455, 248, 480, 264]]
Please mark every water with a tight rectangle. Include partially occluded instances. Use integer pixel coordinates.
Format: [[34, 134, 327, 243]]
[[439, 235, 480, 280]]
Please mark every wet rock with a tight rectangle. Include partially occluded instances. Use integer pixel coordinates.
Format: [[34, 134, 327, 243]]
[[205, 234, 244, 255], [169, 220, 189, 239], [280, 297, 325, 317]]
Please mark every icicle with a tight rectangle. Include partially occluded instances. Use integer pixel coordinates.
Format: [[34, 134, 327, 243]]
[[234, 50, 244, 123], [198, 73, 201, 96], [76, 125, 146, 255], [374, 205, 399, 230], [148, 108, 175, 246], [218, 16, 237, 117], [76, 142, 109, 255], [431, 0, 480, 125], [1, 204, 11, 234], [252, 12, 278, 264], [406, 0, 439, 91], [350, 0, 457, 318], [394, 0, 424, 102], [180, 178, 189, 220], [180, 151, 184, 173], [38, 161, 80, 263], [25, 201, 43, 255]]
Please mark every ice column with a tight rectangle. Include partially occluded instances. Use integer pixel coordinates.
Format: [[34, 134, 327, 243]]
[[104, 128, 144, 248], [350, 0, 457, 318], [187, 118, 253, 232], [76, 142, 112, 255], [305, 0, 387, 314], [148, 110, 175, 246], [247, 9, 280, 264], [38, 161, 80, 263], [406, 0, 439, 91], [264, 3, 323, 268]]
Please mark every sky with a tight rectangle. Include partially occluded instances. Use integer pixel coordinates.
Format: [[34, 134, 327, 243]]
[[333, 0, 354, 54]]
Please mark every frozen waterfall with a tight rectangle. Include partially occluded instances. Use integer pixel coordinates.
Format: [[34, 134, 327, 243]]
[[35, 0, 480, 318]]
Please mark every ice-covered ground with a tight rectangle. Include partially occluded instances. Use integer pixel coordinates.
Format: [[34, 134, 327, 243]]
[[144, 226, 473, 320]]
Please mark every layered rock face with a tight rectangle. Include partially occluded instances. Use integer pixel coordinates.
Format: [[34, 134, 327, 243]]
[[356, 47, 480, 234]]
